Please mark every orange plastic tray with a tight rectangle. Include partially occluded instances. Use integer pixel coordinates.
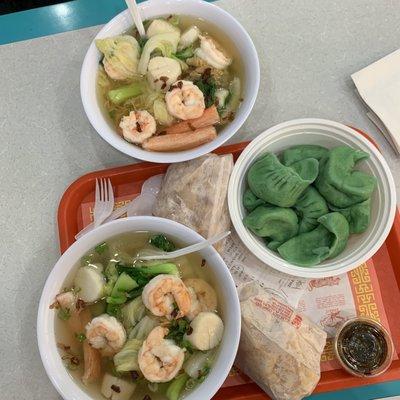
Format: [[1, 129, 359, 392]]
[[57, 136, 400, 399]]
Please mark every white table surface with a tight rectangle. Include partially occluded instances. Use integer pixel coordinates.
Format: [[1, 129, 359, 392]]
[[0, 0, 399, 398]]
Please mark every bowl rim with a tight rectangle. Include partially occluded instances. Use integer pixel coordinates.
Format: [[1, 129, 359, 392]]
[[228, 118, 397, 278], [37, 216, 241, 400], [80, 0, 260, 163]]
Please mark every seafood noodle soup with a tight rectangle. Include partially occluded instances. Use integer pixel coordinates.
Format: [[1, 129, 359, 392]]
[[52, 232, 224, 400], [96, 14, 244, 153]]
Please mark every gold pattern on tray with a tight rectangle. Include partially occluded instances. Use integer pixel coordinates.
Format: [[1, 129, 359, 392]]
[[321, 338, 335, 362], [350, 263, 380, 322], [321, 263, 381, 364]]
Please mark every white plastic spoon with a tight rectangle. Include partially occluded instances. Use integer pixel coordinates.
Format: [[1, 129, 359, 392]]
[[136, 230, 231, 261], [124, 0, 146, 38]]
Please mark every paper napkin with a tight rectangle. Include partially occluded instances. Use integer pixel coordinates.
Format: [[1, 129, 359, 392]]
[[352, 49, 400, 154]]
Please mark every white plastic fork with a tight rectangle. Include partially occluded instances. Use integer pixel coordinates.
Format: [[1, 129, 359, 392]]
[[93, 178, 114, 228], [74, 174, 161, 240], [75, 185, 150, 240], [135, 230, 231, 261], [76, 200, 129, 240]]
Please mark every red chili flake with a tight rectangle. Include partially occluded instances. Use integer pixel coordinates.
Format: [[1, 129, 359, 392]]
[[49, 300, 59, 310], [201, 259, 206, 267], [170, 308, 178, 319], [70, 356, 80, 366], [76, 298, 86, 311], [154, 78, 159, 83], [202, 68, 211, 79], [111, 385, 121, 393], [143, 395, 152, 400], [160, 76, 169, 82], [161, 82, 167, 90], [167, 14, 173, 20], [136, 122, 142, 132], [187, 326, 193, 335], [130, 371, 139, 381], [157, 130, 167, 136], [177, 81, 183, 89], [188, 123, 196, 131], [228, 112, 235, 121]]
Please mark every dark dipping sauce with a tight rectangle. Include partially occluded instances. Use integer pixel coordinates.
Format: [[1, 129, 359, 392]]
[[336, 320, 388, 375]]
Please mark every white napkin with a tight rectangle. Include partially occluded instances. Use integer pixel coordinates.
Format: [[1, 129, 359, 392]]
[[351, 49, 400, 154], [373, 397, 400, 400]]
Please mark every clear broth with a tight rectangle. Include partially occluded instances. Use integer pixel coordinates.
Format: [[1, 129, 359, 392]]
[[96, 14, 245, 135], [55, 231, 221, 400]]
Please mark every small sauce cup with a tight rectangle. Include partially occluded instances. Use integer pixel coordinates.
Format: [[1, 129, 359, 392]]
[[333, 317, 394, 378]]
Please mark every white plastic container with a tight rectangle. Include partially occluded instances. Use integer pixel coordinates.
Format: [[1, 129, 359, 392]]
[[80, 0, 260, 163], [37, 217, 240, 400], [228, 118, 396, 278]]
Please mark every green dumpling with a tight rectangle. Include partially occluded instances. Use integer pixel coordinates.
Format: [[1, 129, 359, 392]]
[[277, 212, 350, 267], [318, 212, 350, 259], [278, 225, 331, 266], [329, 198, 371, 234], [247, 153, 315, 207], [266, 240, 283, 251], [289, 158, 319, 183], [243, 189, 266, 211], [243, 206, 299, 247], [282, 145, 329, 166], [294, 186, 329, 233], [315, 146, 377, 208]]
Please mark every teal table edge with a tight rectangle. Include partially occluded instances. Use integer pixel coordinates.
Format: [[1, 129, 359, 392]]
[[0, 0, 213, 45], [0, 0, 138, 45], [1, 0, 400, 399]]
